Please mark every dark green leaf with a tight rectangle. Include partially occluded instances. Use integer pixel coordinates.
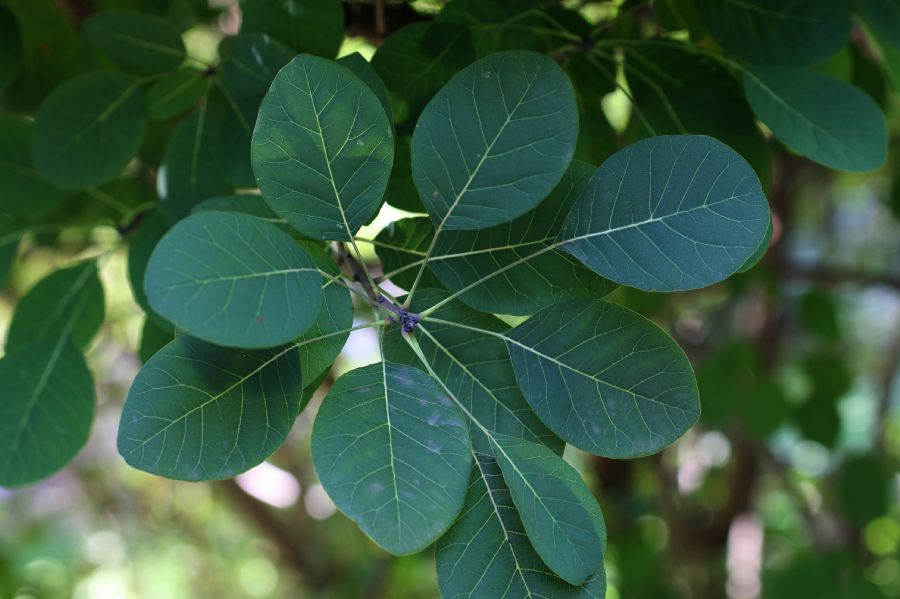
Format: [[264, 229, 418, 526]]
[[0, 114, 71, 218], [118, 336, 302, 480], [145, 211, 322, 348], [337, 52, 392, 123], [34, 71, 145, 189], [384, 135, 424, 212], [694, 0, 851, 65], [0, 336, 94, 487], [505, 300, 700, 458], [138, 317, 175, 364], [557, 135, 769, 291], [251, 54, 394, 240], [128, 209, 169, 323], [743, 67, 887, 172], [7, 261, 105, 352], [311, 361, 471, 555], [855, 0, 900, 50], [0, 218, 20, 289], [146, 69, 207, 121], [84, 9, 186, 74], [491, 435, 606, 585], [0, 6, 22, 92], [411, 50, 578, 230], [375, 218, 441, 291], [240, 0, 344, 58], [193, 194, 286, 226]]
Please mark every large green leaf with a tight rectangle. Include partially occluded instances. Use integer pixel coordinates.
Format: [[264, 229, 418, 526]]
[[240, 0, 344, 58], [424, 160, 617, 316], [311, 361, 471, 555], [147, 69, 207, 121], [0, 336, 94, 487], [743, 67, 887, 172], [371, 22, 475, 126], [7, 261, 105, 353], [251, 54, 394, 241], [0, 114, 71, 218], [558, 135, 770, 292], [158, 108, 230, 223], [84, 9, 186, 74], [857, 0, 900, 50], [212, 33, 295, 188], [384, 289, 562, 453], [491, 435, 606, 585], [33, 71, 146, 189], [118, 336, 302, 481], [436, 453, 607, 598], [411, 50, 578, 230], [694, 0, 851, 65], [144, 211, 322, 349], [504, 300, 700, 458]]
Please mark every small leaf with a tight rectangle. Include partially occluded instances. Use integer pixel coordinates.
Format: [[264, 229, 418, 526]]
[[240, 0, 344, 58], [505, 300, 700, 458], [559, 135, 770, 291], [7, 261, 105, 352], [146, 69, 207, 121], [0, 114, 71, 218], [127, 209, 169, 324], [436, 453, 607, 598], [743, 67, 887, 172], [158, 108, 230, 223], [252, 54, 394, 240], [34, 71, 145, 189], [145, 211, 322, 349], [491, 435, 606, 586], [118, 336, 302, 480], [411, 50, 578, 230], [337, 52, 392, 123], [84, 10, 186, 74], [312, 361, 472, 555], [694, 0, 851, 66], [0, 336, 94, 487]]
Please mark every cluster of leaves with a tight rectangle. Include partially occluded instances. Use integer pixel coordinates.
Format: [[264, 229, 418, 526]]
[[0, 0, 896, 596]]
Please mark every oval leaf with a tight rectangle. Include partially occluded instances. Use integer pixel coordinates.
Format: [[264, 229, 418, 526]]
[[34, 71, 145, 189], [118, 336, 302, 480], [559, 135, 770, 292], [411, 50, 578, 230], [491, 435, 606, 586], [505, 300, 700, 458], [312, 361, 472, 555], [743, 67, 887, 172], [0, 114, 71, 217], [252, 54, 394, 241], [145, 211, 322, 349], [0, 336, 94, 487], [695, 0, 851, 66], [147, 69, 207, 121], [84, 9, 186, 74]]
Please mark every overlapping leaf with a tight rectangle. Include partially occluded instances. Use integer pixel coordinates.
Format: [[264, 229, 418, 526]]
[[84, 10, 186, 74], [118, 336, 302, 480], [311, 361, 471, 555], [337, 52, 392, 122], [144, 211, 322, 348], [251, 54, 394, 240], [240, 0, 344, 58], [856, 0, 900, 50], [127, 210, 169, 324], [411, 50, 578, 230], [0, 114, 71, 217], [146, 69, 207, 121]]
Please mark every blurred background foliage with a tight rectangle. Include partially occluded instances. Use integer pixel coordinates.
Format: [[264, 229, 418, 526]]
[[1, 0, 899, 598]]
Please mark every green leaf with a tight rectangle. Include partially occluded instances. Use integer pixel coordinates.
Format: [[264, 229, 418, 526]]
[[193, 194, 286, 227], [0, 336, 94, 487], [0, 114, 71, 218], [138, 318, 175, 364], [7, 261, 105, 353], [491, 435, 606, 586], [411, 50, 578, 230], [337, 52, 392, 123], [84, 9, 186, 74], [743, 67, 887, 172], [0, 218, 21, 289], [251, 54, 395, 241], [33, 71, 146, 189], [146, 69, 207, 121], [738, 213, 772, 273], [371, 22, 475, 126], [436, 453, 607, 598], [424, 160, 617, 316], [505, 300, 700, 458], [694, 0, 851, 65], [118, 336, 302, 480], [158, 108, 230, 223], [384, 289, 562, 453], [311, 361, 472, 555], [0, 6, 22, 92], [240, 0, 344, 58], [857, 0, 900, 50], [144, 211, 322, 349], [212, 33, 296, 188], [128, 209, 169, 323], [384, 135, 424, 212], [375, 218, 442, 291], [559, 135, 770, 292]]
